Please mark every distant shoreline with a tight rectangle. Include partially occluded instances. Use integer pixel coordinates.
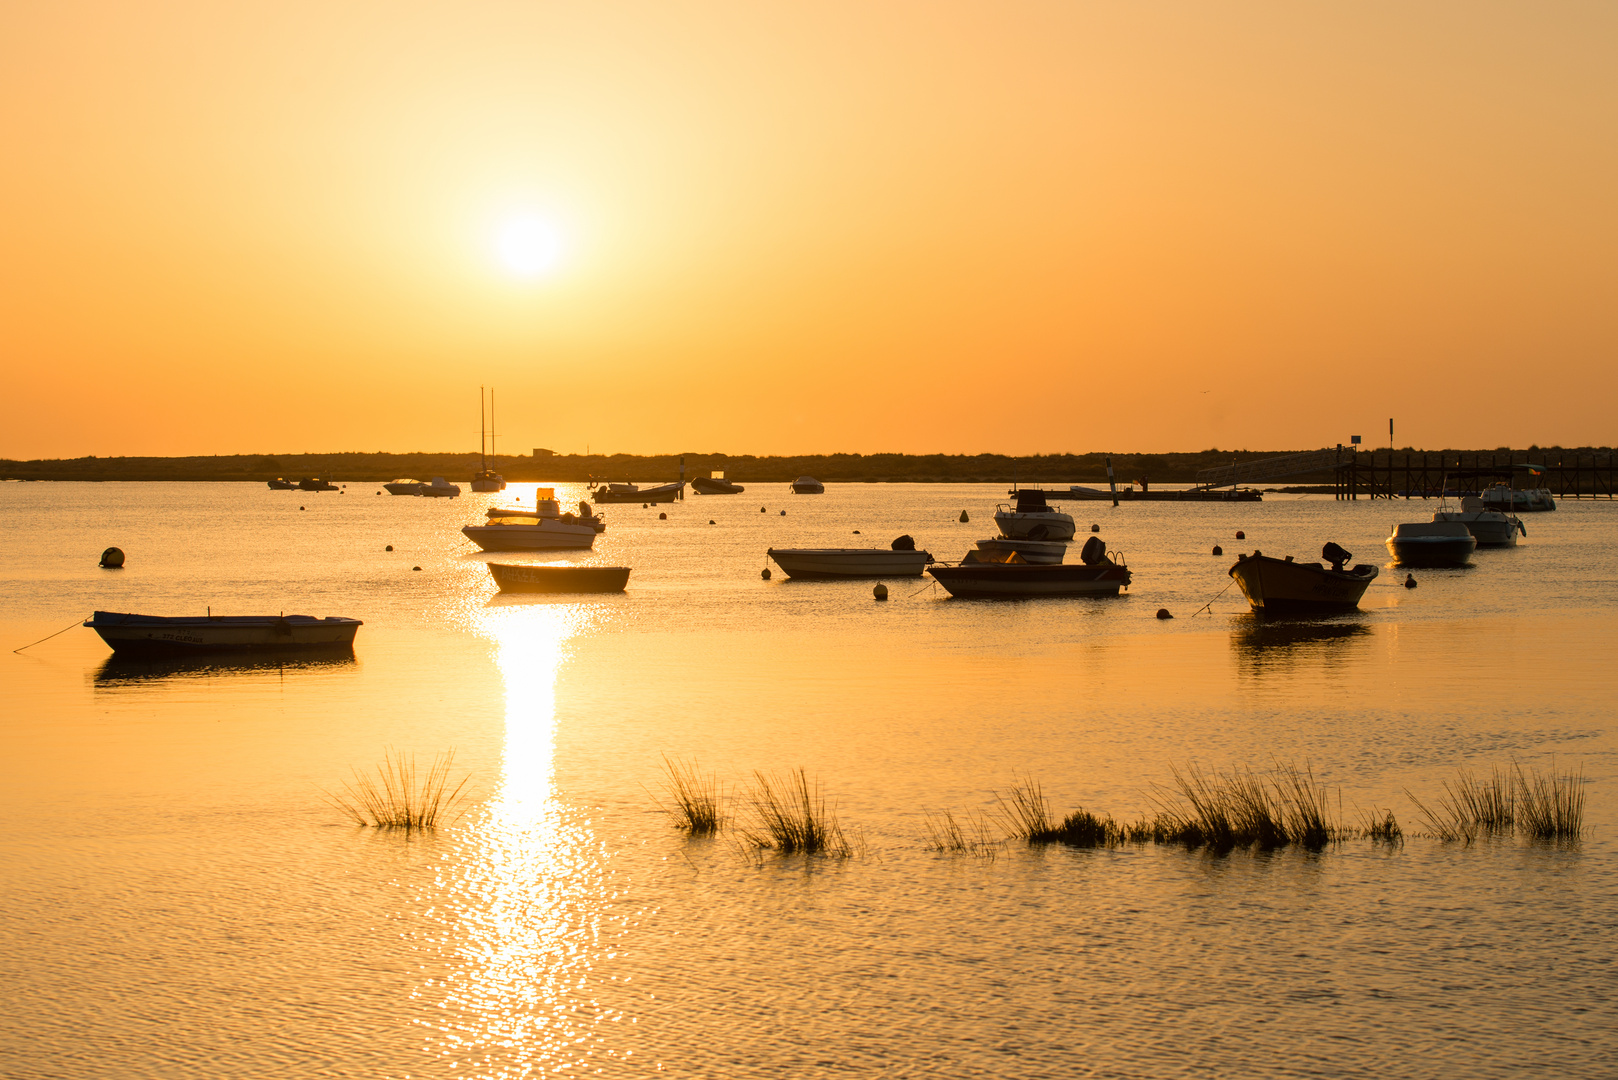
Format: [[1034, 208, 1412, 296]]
[[2, 447, 1602, 485]]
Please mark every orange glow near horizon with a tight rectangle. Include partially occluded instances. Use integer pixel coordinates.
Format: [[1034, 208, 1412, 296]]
[[2, 1, 1615, 459]]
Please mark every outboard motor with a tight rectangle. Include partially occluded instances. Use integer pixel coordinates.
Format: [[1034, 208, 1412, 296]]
[[891, 534, 916, 551], [1079, 536, 1108, 565], [1322, 542, 1352, 572]]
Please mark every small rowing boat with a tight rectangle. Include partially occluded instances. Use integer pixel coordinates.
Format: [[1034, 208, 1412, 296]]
[[487, 563, 631, 593], [84, 611, 362, 655]]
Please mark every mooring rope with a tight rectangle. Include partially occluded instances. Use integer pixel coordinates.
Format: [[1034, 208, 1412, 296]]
[[905, 578, 939, 599], [1189, 578, 1237, 618], [13, 617, 86, 654]]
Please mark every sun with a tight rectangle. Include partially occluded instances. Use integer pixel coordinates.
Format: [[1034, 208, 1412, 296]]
[[495, 215, 564, 278]]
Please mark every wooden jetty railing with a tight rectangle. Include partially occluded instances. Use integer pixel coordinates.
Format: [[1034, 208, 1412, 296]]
[[1330, 451, 1615, 500]]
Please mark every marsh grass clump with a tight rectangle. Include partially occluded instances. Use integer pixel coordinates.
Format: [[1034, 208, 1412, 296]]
[[1050, 807, 1124, 848], [1358, 807, 1404, 843], [329, 748, 471, 831], [992, 779, 1124, 848], [1407, 765, 1515, 841], [924, 808, 999, 858], [658, 755, 724, 835], [738, 768, 852, 857], [1515, 762, 1584, 841], [1147, 761, 1342, 853]]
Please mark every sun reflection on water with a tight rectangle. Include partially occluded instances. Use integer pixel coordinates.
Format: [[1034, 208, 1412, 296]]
[[417, 601, 636, 1077]]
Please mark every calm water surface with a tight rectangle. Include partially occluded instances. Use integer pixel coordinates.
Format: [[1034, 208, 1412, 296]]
[[2, 482, 1614, 1078]]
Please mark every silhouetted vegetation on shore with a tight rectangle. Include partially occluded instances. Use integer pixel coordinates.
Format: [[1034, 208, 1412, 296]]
[[4, 445, 1607, 484]]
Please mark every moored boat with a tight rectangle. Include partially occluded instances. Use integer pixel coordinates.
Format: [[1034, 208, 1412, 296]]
[[767, 539, 932, 578], [590, 480, 683, 503], [267, 477, 296, 490], [297, 477, 339, 492], [384, 478, 425, 495], [928, 536, 1129, 598], [992, 489, 1077, 541], [469, 387, 507, 492], [1385, 521, 1476, 567], [419, 476, 462, 498], [973, 537, 1068, 564], [692, 472, 745, 495], [790, 476, 825, 494], [1228, 544, 1379, 612], [488, 563, 631, 593], [84, 610, 362, 654], [462, 512, 597, 551], [1434, 497, 1525, 547], [1480, 480, 1555, 513]]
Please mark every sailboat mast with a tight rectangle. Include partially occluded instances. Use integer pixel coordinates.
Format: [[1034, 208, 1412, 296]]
[[490, 389, 496, 466], [479, 386, 487, 471]]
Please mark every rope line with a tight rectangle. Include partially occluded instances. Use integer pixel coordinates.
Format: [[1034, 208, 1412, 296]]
[[1189, 579, 1237, 618], [13, 617, 86, 654]]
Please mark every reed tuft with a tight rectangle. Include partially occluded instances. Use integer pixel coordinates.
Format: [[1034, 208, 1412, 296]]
[[1358, 807, 1403, 843], [924, 808, 999, 858], [1515, 762, 1584, 841], [659, 755, 724, 835], [738, 768, 852, 856], [1147, 761, 1342, 853], [328, 748, 471, 831]]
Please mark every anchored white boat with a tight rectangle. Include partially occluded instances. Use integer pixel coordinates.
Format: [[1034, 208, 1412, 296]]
[[1434, 497, 1525, 547], [1480, 481, 1555, 513], [973, 537, 1068, 564], [419, 476, 462, 498], [462, 512, 597, 551], [992, 489, 1077, 541], [1385, 521, 1476, 567], [766, 544, 932, 578], [84, 611, 362, 654]]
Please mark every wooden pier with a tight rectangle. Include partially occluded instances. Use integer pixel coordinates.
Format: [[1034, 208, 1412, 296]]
[[1331, 450, 1616, 500]]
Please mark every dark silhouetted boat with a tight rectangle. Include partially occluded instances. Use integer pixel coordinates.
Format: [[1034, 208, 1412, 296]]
[[790, 476, 825, 494], [297, 478, 339, 491], [590, 480, 682, 503], [928, 536, 1129, 597], [487, 563, 630, 593], [1385, 521, 1476, 567], [84, 611, 362, 654], [1228, 544, 1379, 612], [692, 472, 745, 495]]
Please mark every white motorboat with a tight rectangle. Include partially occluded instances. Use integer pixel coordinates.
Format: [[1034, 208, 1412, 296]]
[[462, 512, 597, 551], [1385, 521, 1476, 567], [791, 476, 825, 494], [973, 537, 1068, 564], [84, 611, 362, 654], [992, 489, 1077, 541], [419, 476, 462, 498], [1480, 481, 1555, 513], [766, 542, 932, 578], [1434, 497, 1525, 547], [383, 478, 424, 495]]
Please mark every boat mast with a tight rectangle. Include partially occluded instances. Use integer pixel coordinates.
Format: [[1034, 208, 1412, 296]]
[[490, 388, 496, 469], [479, 386, 487, 473]]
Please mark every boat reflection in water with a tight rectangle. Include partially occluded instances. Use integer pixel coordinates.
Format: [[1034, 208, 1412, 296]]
[[413, 602, 630, 1075], [93, 650, 357, 686], [1230, 614, 1373, 678]]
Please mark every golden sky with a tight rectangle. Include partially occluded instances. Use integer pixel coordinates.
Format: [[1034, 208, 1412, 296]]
[[3, 1, 1614, 458]]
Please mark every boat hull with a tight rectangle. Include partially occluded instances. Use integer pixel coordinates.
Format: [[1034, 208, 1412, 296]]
[[383, 482, 423, 495], [469, 480, 505, 492], [1228, 555, 1378, 612], [767, 548, 932, 578], [591, 483, 682, 503], [992, 510, 1077, 542], [1434, 511, 1522, 547], [1385, 522, 1477, 567], [974, 537, 1068, 564], [488, 563, 630, 593], [927, 562, 1130, 598], [790, 477, 825, 494], [462, 523, 597, 551], [84, 611, 361, 654], [691, 478, 745, 494]]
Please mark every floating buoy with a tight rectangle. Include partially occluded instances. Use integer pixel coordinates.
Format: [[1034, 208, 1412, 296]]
[[1405, 574, 1417, 589], [873, 583, 889, 601], [780, 510, 786, 515], [1235, 530, 1245, 539], [1156, 608, 1173, 620], [852, 530, 860, 534], [412, 566, 422, 571], [761, 567, 772, 580], [1212, 545, 1222, 556], [658, 512, 667, 520], [1090, 524, 1100, 533], [376, 491, 382, 495], [761, 507, 767, 513], [642, 503, 649, 508], [299, 506, 305, 510], [385, 544, 393, 552], [959, 510, 969, 523], [99, 546, 125, 569], [709, 519, 716, 525]]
